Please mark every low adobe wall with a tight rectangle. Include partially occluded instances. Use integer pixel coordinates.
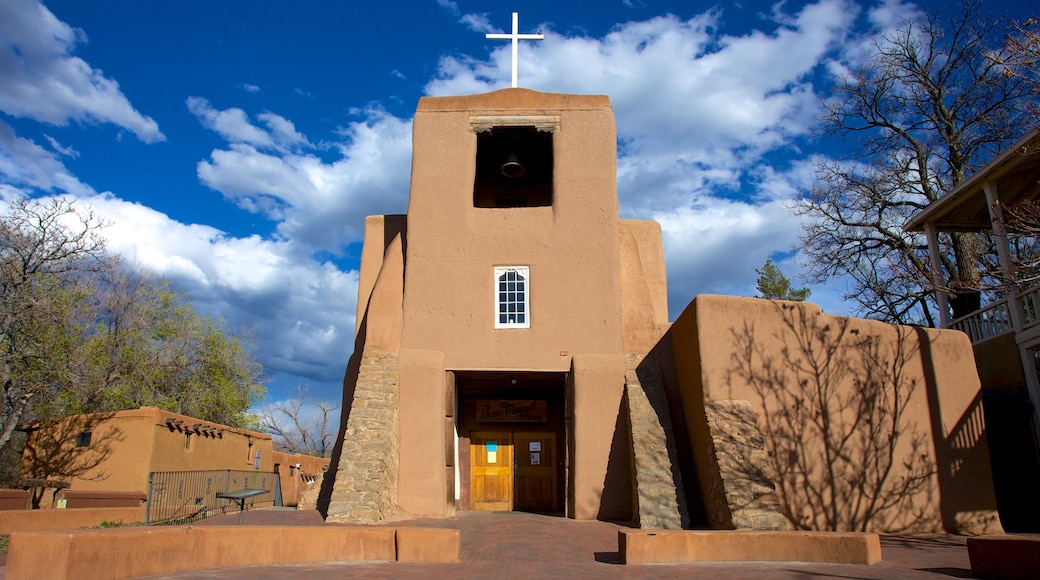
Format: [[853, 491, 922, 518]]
[[6, 525, 460, 580], [0, 506, 146, 534], [60, 490, 146, 509], [967, 535, 1040, 580], [0, 489, 30, 510], [619, 530, 882, 565]]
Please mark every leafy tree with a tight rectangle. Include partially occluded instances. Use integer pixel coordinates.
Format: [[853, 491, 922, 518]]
[[756, 259, 811, 301], [258, 386, 339, 457], [0, 197, 265, 459], [71, 270, 265, 427], [1, 198, 111, 452], [797, 0, 1037, 326]]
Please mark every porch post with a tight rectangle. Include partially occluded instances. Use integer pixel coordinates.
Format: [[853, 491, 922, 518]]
[[923, 223, 951, 327], [983, 181, 1026, 333], [983, 181, 1040, 445]]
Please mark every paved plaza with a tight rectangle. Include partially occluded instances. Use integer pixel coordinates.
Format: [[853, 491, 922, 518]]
[[136, 508, 981, 579]]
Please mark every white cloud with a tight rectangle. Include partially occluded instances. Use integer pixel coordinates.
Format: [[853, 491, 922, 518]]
[[0, 0, 163, 143], [83, 194, 360, 385], [436, 0, 495, 33], [428, 0, 858, 215], [1, 0, 892, 403], [657, 197, 804, 315], [0, 121, 95, 196], [194, 105, 412, 254]]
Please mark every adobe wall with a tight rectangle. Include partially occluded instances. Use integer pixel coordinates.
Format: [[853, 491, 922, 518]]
[[21, 408, 275, 501], [972, 332, 1024, 393], [570, 353, 627, 520], [271, 451, 329, 508], [397, 349, 450, 517], [326, 232, 405, 522], [401, 88, 624, 370], [0, 506, 146, 534], [355, 214, 407, 338], [5, 525, 460, 579], [619, 219, 669, 354], [667, 295, 1002, 534], [21, 410, 155, 498]]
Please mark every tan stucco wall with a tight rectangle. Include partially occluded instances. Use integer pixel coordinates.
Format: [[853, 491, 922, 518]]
[[21, 408, 275, 499], [619, 219, 669, 353], [401, 88, 624, 371], [355, 215, 407, 338], [667, 295, 1002, 534], [360, 232, 405, 351], [397, 348, 450, 517], [972, 332, 1024, 393], [0, 506, 146, 534], [6, 526, 460, 580], [272, 451, 329, 508], [569, 353, 626, 520]]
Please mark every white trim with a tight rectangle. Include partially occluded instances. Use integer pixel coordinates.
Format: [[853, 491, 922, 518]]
[[494, 266, 530, 329]]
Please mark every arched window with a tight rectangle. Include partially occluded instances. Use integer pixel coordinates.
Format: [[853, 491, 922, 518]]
[[494, 266, 530, 329]]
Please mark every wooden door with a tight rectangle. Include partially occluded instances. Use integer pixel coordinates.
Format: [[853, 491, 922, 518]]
[[470, 432, 513, 511], [514, 432, 556, 512]]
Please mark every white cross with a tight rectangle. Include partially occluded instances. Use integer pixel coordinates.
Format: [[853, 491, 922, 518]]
[[485, 12, 543, 88]]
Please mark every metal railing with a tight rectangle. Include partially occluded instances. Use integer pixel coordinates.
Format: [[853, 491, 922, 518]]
[[145, 469, 278, 526]]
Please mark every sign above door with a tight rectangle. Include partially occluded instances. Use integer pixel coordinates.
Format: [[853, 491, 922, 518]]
[[477, 400, 547, 422]]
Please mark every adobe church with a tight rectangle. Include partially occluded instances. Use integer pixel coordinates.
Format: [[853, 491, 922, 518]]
[[319, 87, 1004, 535]]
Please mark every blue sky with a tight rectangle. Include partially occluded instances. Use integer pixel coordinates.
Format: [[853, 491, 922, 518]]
[[0, 0, 1033, 415]]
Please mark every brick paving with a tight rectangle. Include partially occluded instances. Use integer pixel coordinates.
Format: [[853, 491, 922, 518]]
[[143, 508, 978, 579]]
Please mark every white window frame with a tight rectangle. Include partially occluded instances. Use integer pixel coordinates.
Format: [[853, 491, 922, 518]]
[[494, 266, 530, 329]]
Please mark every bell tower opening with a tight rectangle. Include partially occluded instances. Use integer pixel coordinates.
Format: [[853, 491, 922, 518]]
[[473, 126, 554, 208]]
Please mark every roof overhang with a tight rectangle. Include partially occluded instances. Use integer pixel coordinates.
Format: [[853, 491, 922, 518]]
[[904, 127, 1040, 233]]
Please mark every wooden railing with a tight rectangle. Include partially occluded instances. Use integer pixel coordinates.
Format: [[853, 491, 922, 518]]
[[948, 284, 1040, 343], [950, 299, 1013, 343], [1018, 284, 1040, 326]]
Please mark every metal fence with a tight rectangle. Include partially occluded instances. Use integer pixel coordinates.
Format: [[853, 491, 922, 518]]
[[145, 469, 280, 526]]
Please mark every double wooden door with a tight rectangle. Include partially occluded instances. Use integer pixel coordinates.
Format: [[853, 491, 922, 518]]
[[470, 431, 557, 512]]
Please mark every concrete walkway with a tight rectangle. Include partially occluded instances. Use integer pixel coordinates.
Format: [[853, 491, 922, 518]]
[[141, 508, 978, 579]]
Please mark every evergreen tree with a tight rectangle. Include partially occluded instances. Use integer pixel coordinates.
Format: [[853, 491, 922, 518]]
[[756, 259, 811, 301]]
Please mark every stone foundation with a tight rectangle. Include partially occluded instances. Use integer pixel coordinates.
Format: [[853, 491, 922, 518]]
[[703, 399, 787, 530], [625, 353, 689, 529], [326, 348, 400, 523]]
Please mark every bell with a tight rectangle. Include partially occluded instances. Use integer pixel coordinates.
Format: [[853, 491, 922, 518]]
[[500, 153, 526, 178]]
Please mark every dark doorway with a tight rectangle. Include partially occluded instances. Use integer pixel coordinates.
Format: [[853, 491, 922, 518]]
[[455, 371, 567, 515], [982, 388, 1040, 532]]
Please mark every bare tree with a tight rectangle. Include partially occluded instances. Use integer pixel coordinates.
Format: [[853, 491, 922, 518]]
[[798, 0, 1036, 325], [993, 16, 1040, 118], [0, 198, 111, 451], [259, 386, 339, 457]]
